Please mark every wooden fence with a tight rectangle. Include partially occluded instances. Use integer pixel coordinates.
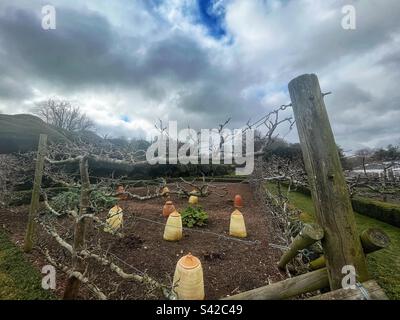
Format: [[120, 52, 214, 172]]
[[23, 74, 389, 300]]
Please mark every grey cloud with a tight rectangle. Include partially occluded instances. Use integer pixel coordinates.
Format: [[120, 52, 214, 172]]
[[290, 1, 400, 72], [0, 0, 399, 151], [0, 7, 137, 89], [0, 6, 223, 102]]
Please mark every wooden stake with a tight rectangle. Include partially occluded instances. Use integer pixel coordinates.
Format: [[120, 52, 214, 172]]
[[288, 74, 369, 289], [278, 223, 324, 269], [63, 157, 90, 299], [23, 134, 47, 253]]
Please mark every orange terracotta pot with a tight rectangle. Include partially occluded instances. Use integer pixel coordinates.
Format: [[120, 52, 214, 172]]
[[234, 194, 243, 208], [163, 201, 176, 217], [116, 185, 128, 200]]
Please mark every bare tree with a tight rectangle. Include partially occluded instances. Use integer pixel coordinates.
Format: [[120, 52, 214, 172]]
[[33, 98, 94, 132]]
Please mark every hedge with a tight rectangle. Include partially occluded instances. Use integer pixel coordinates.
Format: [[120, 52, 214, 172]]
[[280, 182, 400, 227], [351, 197, 400, 227]]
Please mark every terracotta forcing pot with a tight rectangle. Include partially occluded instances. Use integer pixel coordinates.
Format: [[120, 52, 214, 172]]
[[161, 186, 170, 197], [188, 195, 199, 205], [163, 210, 183, 241], [229, 209, 247, 238], [234, 194, 243, 208], [173, 253, 205, 300], [116, 185, 128, 200], [163, 201, 176, 217], [104, 205, 123, 233]]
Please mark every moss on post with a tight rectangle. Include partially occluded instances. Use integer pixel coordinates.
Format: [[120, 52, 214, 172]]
[[23, 134, 47, 253], [288, 74, 369, 289]]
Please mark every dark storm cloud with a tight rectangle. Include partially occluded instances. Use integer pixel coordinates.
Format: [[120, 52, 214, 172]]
[[0, 4, 218, 113], [142, 33, 210, 82], [0, 0, 399, 149], [0, 4, 229, 102], [0, 6, 138, 89]]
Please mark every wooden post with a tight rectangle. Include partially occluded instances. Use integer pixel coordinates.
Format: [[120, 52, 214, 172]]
[[278, 223, 324, 269], [63, 156, 90, 299], [288, 74, 369, 289], [23, 134, 47, 253]]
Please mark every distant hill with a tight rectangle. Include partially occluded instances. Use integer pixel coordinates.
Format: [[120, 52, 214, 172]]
[[0, 114, 72, 153], [64, 128, 107, 147], [0, 113, 109, 154]]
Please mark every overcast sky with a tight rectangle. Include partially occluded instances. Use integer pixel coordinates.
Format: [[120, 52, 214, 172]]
[[0, 0, 399, 152]]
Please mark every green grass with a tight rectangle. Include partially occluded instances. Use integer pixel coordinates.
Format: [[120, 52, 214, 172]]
[[0, 230, 55, 300], [266, 182, 400, 300]]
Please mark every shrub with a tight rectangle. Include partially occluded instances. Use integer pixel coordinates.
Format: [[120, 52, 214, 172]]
[[181, 205, 208, 228], [50, 189, 117, 213], [280, 182, 400, 228], [352, 197, 400, 227], [90, 190, 118, 211], [51, 190, 80, 212]]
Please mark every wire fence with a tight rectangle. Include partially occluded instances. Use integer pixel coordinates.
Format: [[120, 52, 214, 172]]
[[130, 214, 260, 245]]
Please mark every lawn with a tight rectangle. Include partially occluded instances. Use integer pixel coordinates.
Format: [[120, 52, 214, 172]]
[[266, 183, 400, 300], [0, 230, 54, 300]]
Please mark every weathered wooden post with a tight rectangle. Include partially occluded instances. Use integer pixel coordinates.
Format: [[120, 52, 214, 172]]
[[63, 156, 90, 299], [24, 134, 48, 253], [288, 74, 369, 289]]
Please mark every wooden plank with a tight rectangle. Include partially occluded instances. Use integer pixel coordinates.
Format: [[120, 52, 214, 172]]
[[23, 134, 47, 252], [222, 268, 329, 300], [308, 280, 388, 300], [288, 74, 369, 289]]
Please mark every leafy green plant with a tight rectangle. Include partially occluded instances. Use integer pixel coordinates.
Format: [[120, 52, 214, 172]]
[[90, 190, 118, 211], [50, 189, 117, 213], [50, 190, 80, 212], [181, 205, 208, 228]]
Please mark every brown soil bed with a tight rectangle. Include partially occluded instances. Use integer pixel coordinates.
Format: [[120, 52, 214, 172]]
[[0, 182, 286, 300]]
